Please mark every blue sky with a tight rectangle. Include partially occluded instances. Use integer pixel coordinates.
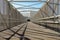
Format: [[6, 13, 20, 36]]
[[10, 0, 46, 17]]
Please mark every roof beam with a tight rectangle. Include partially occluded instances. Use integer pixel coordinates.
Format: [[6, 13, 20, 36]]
[[16, 6, 40, 9], [9, 1, 46, 2], [20, 11, 37, 12]]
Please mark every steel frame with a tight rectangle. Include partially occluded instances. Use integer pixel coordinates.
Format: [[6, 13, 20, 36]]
[[1, 0, 60, 40]]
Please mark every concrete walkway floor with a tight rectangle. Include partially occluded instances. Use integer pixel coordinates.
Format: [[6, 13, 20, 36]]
[[0, 22, 60, 40]]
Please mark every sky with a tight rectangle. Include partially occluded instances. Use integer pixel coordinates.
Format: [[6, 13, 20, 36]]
[[10, 0, 46, 17]]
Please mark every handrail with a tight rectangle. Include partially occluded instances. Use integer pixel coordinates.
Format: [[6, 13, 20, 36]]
[[33, 15, 60, 20]]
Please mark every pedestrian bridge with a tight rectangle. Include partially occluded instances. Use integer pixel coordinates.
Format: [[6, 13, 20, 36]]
[[0, 0, 60, 40]]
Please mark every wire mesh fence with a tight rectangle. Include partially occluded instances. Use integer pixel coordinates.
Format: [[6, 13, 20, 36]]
[[0, 0, 26, 32]]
